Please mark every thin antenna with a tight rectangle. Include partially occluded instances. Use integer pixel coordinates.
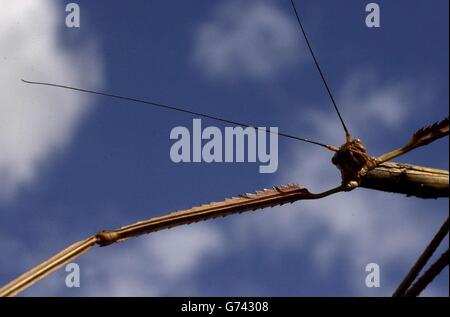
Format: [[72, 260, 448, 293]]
[[21, 79, 338, 152], [290, 0, 351, 142]]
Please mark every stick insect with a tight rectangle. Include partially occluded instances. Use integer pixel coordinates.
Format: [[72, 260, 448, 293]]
[[1, 0, 448, 297]]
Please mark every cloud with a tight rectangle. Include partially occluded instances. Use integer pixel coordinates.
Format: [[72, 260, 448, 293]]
[[82, 224, 224, 296], [0, 1, 103, 200], [302, 72, 433, 152], [192, 1, 303, 80]]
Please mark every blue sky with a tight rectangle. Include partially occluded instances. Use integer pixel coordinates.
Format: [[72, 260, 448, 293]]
[[0, 0, 448, 296]]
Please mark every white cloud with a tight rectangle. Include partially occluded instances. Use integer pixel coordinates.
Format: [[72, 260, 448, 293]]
[[0, 1, 103, 200], [146, 224, 224, 280], [303, 72, 432, 151], [192, 1, 303, 80]]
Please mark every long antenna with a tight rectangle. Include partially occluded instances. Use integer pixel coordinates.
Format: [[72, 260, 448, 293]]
[[22, 79, 338, 151], [290, 0, 351, 142]]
